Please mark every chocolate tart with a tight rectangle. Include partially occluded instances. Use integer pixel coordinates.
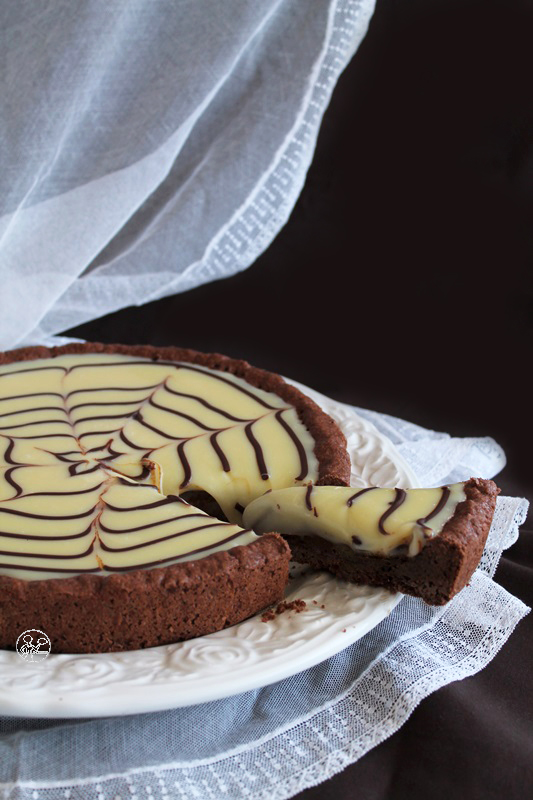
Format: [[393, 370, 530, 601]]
[[0, 342, 350, 653], [272, 478, 499, 605]]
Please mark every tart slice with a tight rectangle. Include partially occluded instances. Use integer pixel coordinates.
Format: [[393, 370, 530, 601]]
[[243, 479, 499, 605]]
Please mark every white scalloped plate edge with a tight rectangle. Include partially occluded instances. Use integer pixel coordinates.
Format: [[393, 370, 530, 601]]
[[0, 385, 415, 718]]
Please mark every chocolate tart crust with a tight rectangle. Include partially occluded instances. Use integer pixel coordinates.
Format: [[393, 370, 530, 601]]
[[284, 478, 499, 605], [0, 534, 290, 654]]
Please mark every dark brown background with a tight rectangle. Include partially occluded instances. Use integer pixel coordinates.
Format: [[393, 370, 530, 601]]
[[67, 1, 533, 796], [68, 0, 533, 511]]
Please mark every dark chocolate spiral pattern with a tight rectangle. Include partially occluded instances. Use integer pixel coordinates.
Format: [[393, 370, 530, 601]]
[[0, 354, 316, 578]]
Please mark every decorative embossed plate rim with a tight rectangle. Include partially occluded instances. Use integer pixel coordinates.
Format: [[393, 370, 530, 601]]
[[0, 383, 417, 718]]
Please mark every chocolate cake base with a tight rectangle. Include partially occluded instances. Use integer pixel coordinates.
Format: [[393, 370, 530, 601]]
[[0, 534, 290, 654], [284, 479, 499, 605]]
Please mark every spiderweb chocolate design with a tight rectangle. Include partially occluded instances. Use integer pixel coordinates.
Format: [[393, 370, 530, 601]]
[[0, 354, 318, 580]]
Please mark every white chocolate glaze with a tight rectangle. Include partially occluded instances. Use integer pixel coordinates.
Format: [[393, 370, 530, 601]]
[[243, 484, 467, 557], [0, 466, 257, 580], [0, 354, 317, 580]]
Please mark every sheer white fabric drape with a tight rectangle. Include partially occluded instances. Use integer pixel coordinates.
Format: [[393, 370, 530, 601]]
[[0, 0, 375, 349]]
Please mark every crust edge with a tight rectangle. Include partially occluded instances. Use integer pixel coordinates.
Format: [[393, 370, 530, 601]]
[[0, 534, 290, 653]]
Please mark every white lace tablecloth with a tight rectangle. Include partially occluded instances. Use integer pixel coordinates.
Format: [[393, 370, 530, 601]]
[[0, 405, 528, 800]]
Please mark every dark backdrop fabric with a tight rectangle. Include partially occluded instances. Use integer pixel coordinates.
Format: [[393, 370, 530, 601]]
[[68, 1, 533, 797]]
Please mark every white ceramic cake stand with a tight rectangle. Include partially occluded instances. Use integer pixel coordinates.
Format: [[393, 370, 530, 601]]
[[0, 381, 417, 718]]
